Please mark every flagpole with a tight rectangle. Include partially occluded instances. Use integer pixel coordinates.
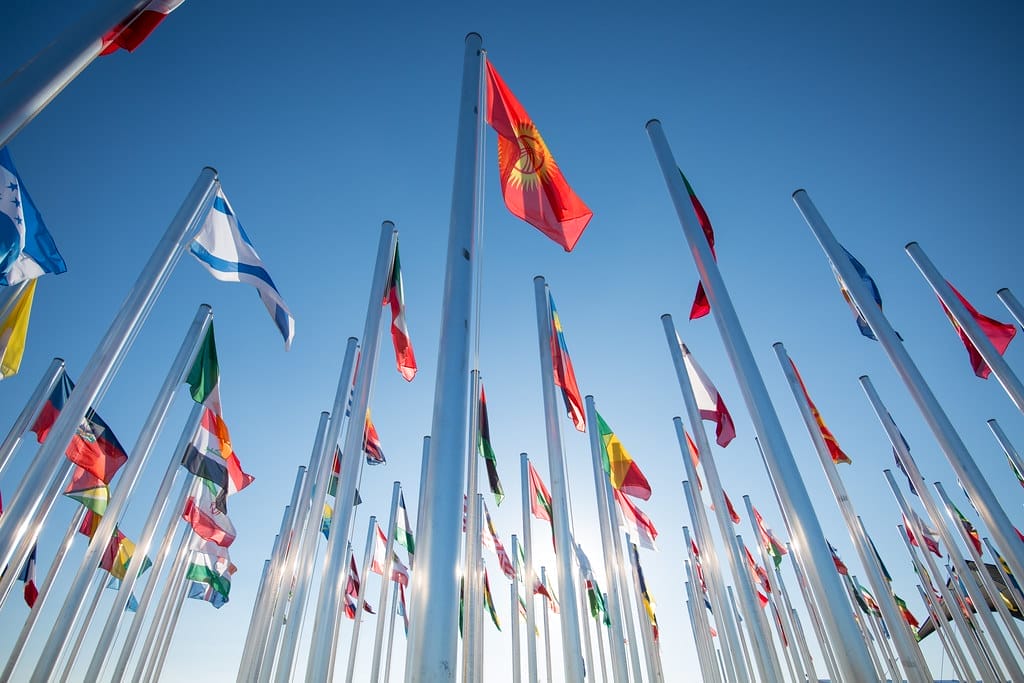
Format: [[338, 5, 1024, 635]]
[[239, 540, 283, 679], [132, 529, 191, 683], [996, 287, 1024, 328], [467, 494, 485, 682], [732, 537, 780, 683], [772, 342, 932, 682], [592, 592, 608, 683], [383, 581, 401, 683], [371, 482, 402, 683], [839, 574, 886, 681], [863, 377, 1024, 679], [683, 577, 716, 683], [578, 562, 596, 683], [146, 560, 190, 683], [406, 33, 483, 683], [887, 475, 999, 682], [682, 526, 721, 683], [0, 356, 64, 478], [770, 560, 814, 683], [625, 539, 659, 683], [794, 189, 1024, 592], [57, 571, 107, 681], [462, 371, 483, 683], [540, 567, 554, 683], [906, 241, 1024, 411], [309, 220, 396, 683], [582, 396, 630, 682], [724, 585, 754, 683], [646, 124, 875, 681], [916, 582, 973, 683], [0, 167, 218, 593], [345, 516, 379, 683], [985, 418, 1024, 507], [604, 476, 644, 683], [510, 535, 522, 683], [519, 453, 539, 683]]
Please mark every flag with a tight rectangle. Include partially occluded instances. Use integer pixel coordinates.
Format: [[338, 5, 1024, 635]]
[[586, 577, 610, 626], [527, 461, 553, 523], [30, 368, 73, 443], [398, 583, 409, 635], [100, 0, 185, 54], [548, 292, 585, 432], [940, 281, 1016, 379], [679, 170, 716, 320], [753, 506, 787, 568], [867, 533, 892, 582], [856, 579, 881, 616], [533, 577, 559, 614], [63, 466, 109, 515], [789, 359, 851, 465], [483, 567, 501, 631], [181, 407, 253, 511], [484, 61, 592, 252], [828, 542, 848, 575], [684, 430, 703, 491], [903, 512, 942, 557], [390, 552, 410, 586], [478, 384, 504, 505], [613, 487, 658, 550], [320, 503, 332, 540], [182, 481, 237, 547], [18, 543, 38, 607], [188, 581, 229, 609], [743, 545, 772, 598], [86, 524, 150, 581], [832, 245, 883, 340], [186, 324, 221, 410], [596, 411, 652, 500], [0, 148, 66, 285], [395, 491, 414, 555], [107, 577, 140, 612], [952, 503, 983, 556], [1008, 453, 1024, 489], [328, 447, 340, 497], [363, 411, 385, 465], [384, 243, 416, 381], [894, 450, 918, 496], [0, 278, 36, 380], [78, 509, 103, 539], [631, 543, 659, 640], [190, 188, 295, 349], [680, 341, 736, 447], [186, 547, 233, 600], [344, 555, 374, 617], [483, 502, 515, 580], [894, 594, 919, 628], [723, 491, 741, 525], [370, 523, 388, 575]]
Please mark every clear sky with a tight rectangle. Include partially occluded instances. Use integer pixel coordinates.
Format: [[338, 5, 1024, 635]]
[[1, 1, 1023, 681]]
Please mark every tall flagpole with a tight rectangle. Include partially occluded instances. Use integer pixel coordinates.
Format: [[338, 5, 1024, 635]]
[[646, 122, 876, 681], [371, 482, 403, 683], [794, 189, 1024, 591], [405, 33, 483, 683], [624, 538, 659, 683], [531, 276, 585, 681], [462, 373, 483, 683], [785, 541, 840, 683], [772, 342, 932, 682], [985, 418, 1024, 507], [240, 535, 284, 678], [132, 528, 191, 683], [519, 454, 539, 683], [916, 582, 972, 683], [540, 567, 554, 683], [604, 475, 644, 682], [996, 287, 1024, 329], [682, 530, 720, 683], [147, 560, 191, 683], [0, 167, 218, 585], [906, 242, 1024, 411], [683, 578, 714, 683], [58, 572, 107, 682], [578, 563, 596, 683], [346, 516, 380, 683], [383, 582, 401, 683], [774, 565, 816, 682], [0, 357, 64, 478], [510, 535, 522, 683]]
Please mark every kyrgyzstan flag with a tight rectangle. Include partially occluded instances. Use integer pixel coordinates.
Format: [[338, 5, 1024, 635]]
[[101, 1, 186, 55], [485, 61, 592, 252]]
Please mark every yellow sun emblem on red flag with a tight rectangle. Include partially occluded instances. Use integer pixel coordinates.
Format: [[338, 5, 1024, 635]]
[[498, 121, 557, 190]]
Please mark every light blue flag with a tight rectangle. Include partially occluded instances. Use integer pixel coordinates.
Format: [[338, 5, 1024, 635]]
[[106, 577, 139, 612], [0, 148, 66, 285], [190, 187, 295, 349], [187, 580, 228, 609]]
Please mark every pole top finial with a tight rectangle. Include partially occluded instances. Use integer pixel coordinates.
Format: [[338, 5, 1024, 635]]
[[465, 32, 482, 44], [660, 313, 672, 321], [644, 119, 661, 130], [905, 241, 919, 250], [791, 188, 806, 198]]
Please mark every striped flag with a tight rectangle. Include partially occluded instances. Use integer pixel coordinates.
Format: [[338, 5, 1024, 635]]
[[395, 491, 414, 555], [363, 411, 385, 465], [903, 512, 942, 557], [181, 407, 253, 512], [596, 411, 651, 500], [64, 466, 109, 516], [613, 488, 658, 550], [680, 341, 736, 447], [478, 384, 504, 505], [384, 243, 416, 381], [0, 148, 66, 285], [483, 502, 515, 580], [182, 481, 237, 547], [18, 544, 38, 607]]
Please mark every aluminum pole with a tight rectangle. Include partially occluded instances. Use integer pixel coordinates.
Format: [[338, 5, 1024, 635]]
[[578, 563, 595, 683], [371, 482, 403, 683], [917, 583, 972, 683], [0, 357, 64, 478], [519, 454, 539, 683], [132, 529, 191, 683], [462, 372, 483, 683], [58, 572, 107, 682], [146, 561, 190, 683], [346, 516, 379, 683], [383, 581, 401, 683], [997, 287, 1024, 329], [540, 567, 553, 683], [510, 535, 522, 683], [985, 418, 1024, 537]]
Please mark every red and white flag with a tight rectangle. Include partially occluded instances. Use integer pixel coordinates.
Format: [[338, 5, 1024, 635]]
[[613, 488, 658, 550], [384, 244, 417, 381], [680, 338, 736, 447], [102, 1, 186, 55]]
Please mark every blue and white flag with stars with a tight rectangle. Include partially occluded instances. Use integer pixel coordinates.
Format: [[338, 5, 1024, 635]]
[[190, 187, 295, 350], [0, 148, 67, 286]]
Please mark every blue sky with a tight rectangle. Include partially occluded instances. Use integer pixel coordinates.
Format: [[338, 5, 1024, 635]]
[[1, 1, 1023, 681]]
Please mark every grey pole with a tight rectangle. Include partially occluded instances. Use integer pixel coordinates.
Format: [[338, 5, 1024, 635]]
[[916, 582, 972, 683], [773, 564, 816, 682], [997, 287, 1024, 329], [462, 372, 483, 683], [786, 541, 840, 683], [682, 550, 719, 683], [146, 563, 190, 683], [578, 563, 596, 683], [0, 357, 64, 478], [57, 572, 107, 682], [540, 567, 554, 683], [510, 535, 522, 683], [345, 516, 379, 683], [371, 483, 403, 683], [132, 529, 191, 683], [383, 582, 401, 683], [519, 454, 539, 683]]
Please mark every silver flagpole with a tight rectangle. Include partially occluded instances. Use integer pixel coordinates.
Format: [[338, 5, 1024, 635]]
[[578, 563, 595, 683], [57, 572, 107, 682], [510, 535, 522, 683], [840, 573, 886, 681], [604, 464, 644, 682], [582, 396, 630, 682], [540, 567, 554, 683], [888, 479, 998, 682], [29, 303, 214, 681], [916, 582, 972, 683], [383, 582, 401, 683], [646, 124, 875, 681], [985, 418, 1024, 524], [345, 516, 379, 683], [682, 527, 720, 683], [775, 567, 816, 682], [406, 33, 483, 683], [983, 535, 1024, 617], [276, 409, 342, 683], [678, 474, 745, 683], [462, 372, 483, 683], [0, 357, 64, 478], [531, 277, 585, 681], [239, 546, 281, 679], [132, 529, 191, 683], [772, 342, 932, 682], [624, 538, 659, 683], [146, 560, 190, 683], [724, 585, 754, 683], [415, 435, 430, 549], [309, 220, 396, 683], [906, 241, 1024, 411], [733, 533, 785, 683], [592, 591, 608, 683], [0, 0, 155, 147], [662, 322, 782, 683], [243, 509, 294, 681], [863, 378, 1023, 679], [996, 287, 1024, 328], [795, 190, 1024, 591], [683, 578, 715, 683], [371, 482, 403, 683], [468, 495, 485, 682], [519, 454, 539, 683], [0, 167, 218, 591], [785, 541, 840, 683]]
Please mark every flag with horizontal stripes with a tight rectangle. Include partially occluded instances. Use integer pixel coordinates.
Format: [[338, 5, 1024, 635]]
[[613, 488, 658, 550], [0, 278, 36, 380], [384, 243, 416, 381]]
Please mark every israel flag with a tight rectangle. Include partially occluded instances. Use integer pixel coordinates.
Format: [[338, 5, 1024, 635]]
[[190, 187, 295, 349], [0, 148, 67, 286]]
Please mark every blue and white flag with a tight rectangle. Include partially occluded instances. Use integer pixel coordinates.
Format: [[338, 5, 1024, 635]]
[[0, 148, 67, 285], [190, 187, 295, 349]]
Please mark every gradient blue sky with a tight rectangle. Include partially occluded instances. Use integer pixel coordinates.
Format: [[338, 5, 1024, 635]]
[[1, 1, 1023, 681]]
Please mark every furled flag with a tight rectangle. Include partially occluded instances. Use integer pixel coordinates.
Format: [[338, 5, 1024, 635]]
[[0, 278, 36, 380], [533, 577, 559, 614], [182, 481, 237, 547], [867, 533, 892, 582], [395, 491, 414, 555], [527, 461, 553, 524], [0, 148, 66, 286], [18, 543, 38, 607], [753, 505, 787, 568], [856, 579, 881, 616], [631, 543, 659, 640], [596, 411, 651, 500], [789, 359, 851, 465], [723, 491, 741, 525], [613, 488, 658, 551], [100, 0, 185, 55], [384, 243, 416, 381], [370, 523, 388, 575], [903, 512, 942, 557], [680, 340, 736, 447], [952, 503, 983, 556], [390, 552, 410, 586], [548, 291, 585, 432], [938, 281, 1017, 379], [363, 411, 385, 465], [828, 542, 849, 575], [894, 594, 919, 628], [832, 245, 883, 341], [398, 583, 409, 635], [344, 555, 374, 617], [894, 450, 918, 496], [483, 502, 515, 580], [64, 466, 109, 515], [684, 431, 703, 491], [743, 546, 772, 607], [181, 407, 253, 512], [484, 61, 592, 252], [483, 567, 501, 631], [678, 169, 716, 320], [190, 188, 295, 349], [320, 503, 332, 540], [478, 384, 504, 505]]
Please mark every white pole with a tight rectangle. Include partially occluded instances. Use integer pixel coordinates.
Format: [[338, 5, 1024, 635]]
[[0, 357, 64, 478], [132, 529, 191, 683], [917, 582, 972, 683], [239, 546, 280, 678], [57, 572, 107, 681], [540, 567, 553, 683], [146, 561, 190, 683], [519, 454, 539, 683], [682, 527, 721, 683], [724, 585, 754, 683], [605, 474, 644, 682], [510, 535, 522, 683], [371, 482, 403, 683], [773, 564, 816, 682], [593, 594, 608, 683], [405, 33, 483, 683], [345, 516, 379, 683], [794, 189, 1024, 593], [996, 287, 1024, 329], [462, 372, 483, 683], [985, 418, 1024, 527], [786, 541, 840, 683], [646, 123, 876, 681], [578, 563, 595, 682], [383, 582, 401, 683], [840, 574, 886, 681]]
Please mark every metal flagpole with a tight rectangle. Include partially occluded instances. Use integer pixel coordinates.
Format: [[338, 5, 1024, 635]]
[[346, 516, 379, 683], [578, 563, 595, 683], [646, 123, 876, 681], [383, 582, 401, 683], [531, 277, 585, 681], [733, 534, 783, 683], [510, 535, 522, 683], [132, 529, 191, 683], [906, 242, 1024, 411], [0, 168, 217, 582], [0, 357, 64, 478], [239, 543, 282, 678], [839, 574, 886, 681], [519, 454, 539, 683], [582, 396, 630, 682], [592, 591, 608, 683], [540, 567, 554, 683], [371, 483, 403, 683], [146, 561, 190, 683], [772, 342, 932, 682], [775, 566, 816, 682], [625, 539, 662, 683], [57, 572, 107, 682], [917, 582, 972, 683], [997, 287, 1024, 329], [470, 495, 486, 682], [683, 579, 715, 683], [985, 418, 1024, 525], [605, 470, 644, 682], [786, 541, 840, 683], [724, 586, 754, 683], [794, 190, 1024, 593], [406, 33, 484, 683], [462, 372, 483, 683], [682, 527, 721, 683]]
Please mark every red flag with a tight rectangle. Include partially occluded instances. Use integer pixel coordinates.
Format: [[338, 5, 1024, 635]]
[[613, 488, 658, 550], [363, 411, 385, 465], [789, 359, 851, 465], [903, 512, 942, 557], [485, 61, 593, 252], [100, 1, 185, 55], [828, 542, 848, 575], [684, 431, 704, 491], [383, 244, 417, 381], [940, 281, 1016, 379], [548, 292, 585, 432], [527, 462, 553, 523], [723, 491, 741, 525], [679, 170, 717, 320]]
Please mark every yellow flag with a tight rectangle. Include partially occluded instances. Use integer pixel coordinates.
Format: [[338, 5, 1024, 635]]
[[0, 279, 37, 379]]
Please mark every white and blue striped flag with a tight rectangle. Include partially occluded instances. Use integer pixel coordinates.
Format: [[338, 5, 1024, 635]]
[[190, 187, 295, 349], [0, 148, 67, 286]]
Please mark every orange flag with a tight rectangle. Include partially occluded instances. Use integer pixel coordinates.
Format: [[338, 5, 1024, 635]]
[[485, 61, 593, 252]]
